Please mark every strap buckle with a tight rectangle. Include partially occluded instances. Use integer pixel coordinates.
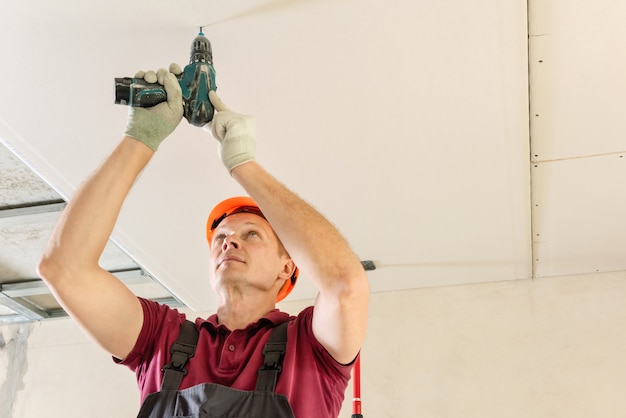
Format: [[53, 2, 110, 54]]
[[161, 341, 196, 373], [260, 342, 286, 371]]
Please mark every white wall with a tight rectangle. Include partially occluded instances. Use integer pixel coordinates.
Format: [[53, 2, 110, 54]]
[[362, 271, 626, 417], [2, 270, 626, 417]]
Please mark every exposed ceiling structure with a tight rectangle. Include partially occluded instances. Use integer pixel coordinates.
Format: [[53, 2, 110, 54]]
[[0, 141, 182, 323], [1, 0, 625, 324]]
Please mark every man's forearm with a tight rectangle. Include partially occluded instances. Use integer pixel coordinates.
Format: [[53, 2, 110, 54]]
[[230, 161, 365, 290]]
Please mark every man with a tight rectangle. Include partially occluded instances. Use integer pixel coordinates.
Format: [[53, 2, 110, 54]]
[[37, 64, 369, 417]]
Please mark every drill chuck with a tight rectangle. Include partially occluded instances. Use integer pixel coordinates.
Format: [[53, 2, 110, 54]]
[[114, 31, 217, 127]]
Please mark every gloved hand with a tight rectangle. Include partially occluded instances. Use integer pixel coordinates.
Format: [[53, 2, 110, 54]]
[[203, 91, 256, 172], [124, 63, 184, 151]]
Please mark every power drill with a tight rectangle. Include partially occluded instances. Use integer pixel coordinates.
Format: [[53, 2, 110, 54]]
[[114, 29, 217, 127]]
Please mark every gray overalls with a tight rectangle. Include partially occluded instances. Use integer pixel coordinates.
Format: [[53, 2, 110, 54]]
[[136, 321, 296, 418]]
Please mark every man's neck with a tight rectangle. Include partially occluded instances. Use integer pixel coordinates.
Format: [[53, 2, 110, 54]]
[[216, 295, 276, 331]]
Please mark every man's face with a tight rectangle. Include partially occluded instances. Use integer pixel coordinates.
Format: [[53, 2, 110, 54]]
[[209, 213, 293, 297]]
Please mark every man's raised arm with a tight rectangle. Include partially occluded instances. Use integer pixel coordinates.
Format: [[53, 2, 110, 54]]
[[38, 66, 184, 360], [207, 91, 370, 364]]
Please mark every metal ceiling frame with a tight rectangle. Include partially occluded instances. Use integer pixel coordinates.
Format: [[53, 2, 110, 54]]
[[0, 164, 183, 324], [0, 267, 183, 324]]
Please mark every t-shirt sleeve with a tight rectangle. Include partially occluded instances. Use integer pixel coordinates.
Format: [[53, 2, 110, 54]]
[[114, 297, 185, 372], [283, 306, 355, 416], [296, 305, 355, 376]]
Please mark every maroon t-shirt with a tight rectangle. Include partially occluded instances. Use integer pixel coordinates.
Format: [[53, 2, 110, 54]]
[[116, 298, 353, 418]]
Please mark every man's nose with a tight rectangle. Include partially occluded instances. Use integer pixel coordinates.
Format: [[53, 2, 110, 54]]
[[222, 235, 239, 250]]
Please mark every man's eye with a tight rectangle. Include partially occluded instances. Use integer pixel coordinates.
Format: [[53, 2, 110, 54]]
[[214, 234, 226, 242], [247, 231, 259, 237]]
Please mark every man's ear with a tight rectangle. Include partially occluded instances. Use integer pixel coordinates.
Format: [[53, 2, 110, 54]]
[[281, 258, 296, 279], [278, 257, 296, 280]]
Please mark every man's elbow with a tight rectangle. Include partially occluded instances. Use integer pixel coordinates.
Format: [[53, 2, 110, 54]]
[[37, 250, 73, 288], [37, 253, 60, 285], [331, 268, 370, 304], [350, 272, 370, 302]]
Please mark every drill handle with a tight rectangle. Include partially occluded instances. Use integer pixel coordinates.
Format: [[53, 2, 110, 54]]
[[114, 77, 169, 107], [115, 60, 216, 127]]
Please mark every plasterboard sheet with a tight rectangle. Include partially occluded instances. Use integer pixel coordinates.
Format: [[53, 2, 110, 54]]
[[0, 0, 531, 311], [0, 142, 59, 206], [529, 0, 626, 162], [532, 154, 626, 278], [0, 215, 143, 283]]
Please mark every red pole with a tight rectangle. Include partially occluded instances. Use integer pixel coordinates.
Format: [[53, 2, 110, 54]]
[[352, 354, 363, 418]]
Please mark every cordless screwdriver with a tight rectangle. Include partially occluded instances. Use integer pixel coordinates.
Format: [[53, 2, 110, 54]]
[[114, 29, 217, 127]]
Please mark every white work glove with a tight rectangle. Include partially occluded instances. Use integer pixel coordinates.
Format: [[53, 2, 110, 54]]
[[124, 63, 184, 151], [203, 91, 256, 173]]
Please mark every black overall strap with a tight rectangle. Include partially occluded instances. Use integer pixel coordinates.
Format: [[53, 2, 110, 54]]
[[256, 321, 290, 392], [160, 320, 199, 391]]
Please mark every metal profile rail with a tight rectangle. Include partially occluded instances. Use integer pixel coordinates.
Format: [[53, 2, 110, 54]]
[[0, 269, 183, 324]]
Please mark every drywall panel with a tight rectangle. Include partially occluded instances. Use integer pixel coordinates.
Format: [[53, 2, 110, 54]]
[[0, 0, 531, 311], [529, 0, 626, 162], [532, 153, 626, 277]]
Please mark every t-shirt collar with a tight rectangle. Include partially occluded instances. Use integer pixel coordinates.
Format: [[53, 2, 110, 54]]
[[199, 309, 291, 332]]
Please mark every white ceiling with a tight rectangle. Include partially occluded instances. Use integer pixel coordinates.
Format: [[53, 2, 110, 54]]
[[1, 0, 624, 314]]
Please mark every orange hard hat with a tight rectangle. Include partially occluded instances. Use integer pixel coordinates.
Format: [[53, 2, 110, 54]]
[[206, 196, 298, 302]]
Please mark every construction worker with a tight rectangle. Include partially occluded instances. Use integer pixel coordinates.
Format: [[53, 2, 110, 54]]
[[38, 64, 369, 417]]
